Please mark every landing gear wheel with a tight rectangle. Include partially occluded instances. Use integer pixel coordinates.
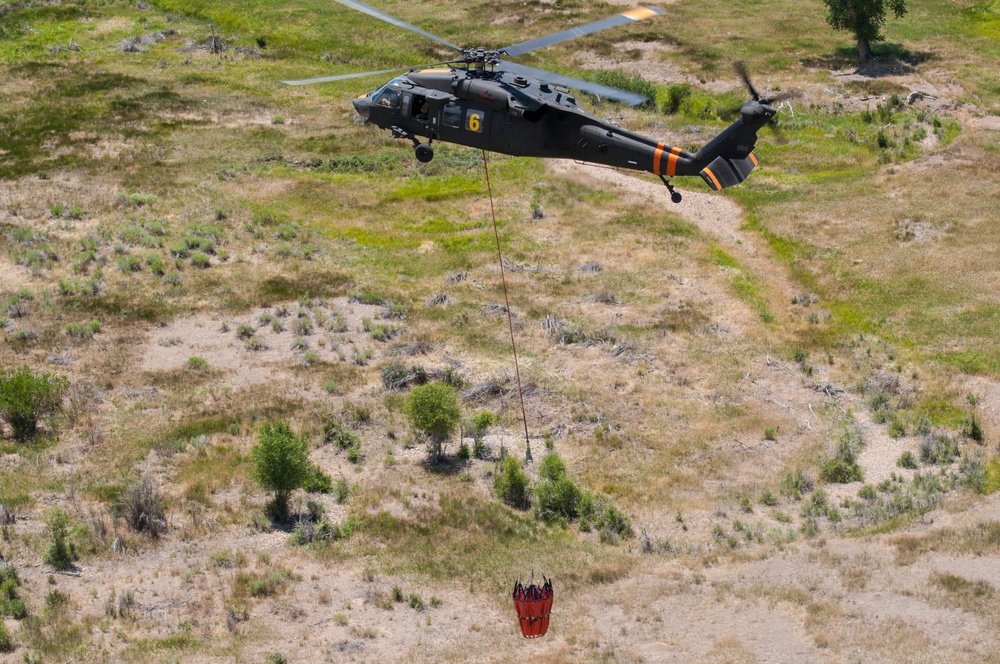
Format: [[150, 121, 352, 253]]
[[415, 143, 434, 163], [659, 175, 682, 204]]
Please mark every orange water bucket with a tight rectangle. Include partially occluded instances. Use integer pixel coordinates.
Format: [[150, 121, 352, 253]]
[[512, 577, 553, 638]]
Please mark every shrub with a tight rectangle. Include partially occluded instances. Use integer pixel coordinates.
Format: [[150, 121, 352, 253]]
[[466, 411, 495, 459], [820, 442, 864, 483], [897, 450, 918, 469], [43, 508, 76, 571], [187, 356, 209, 372], [962, 414, 984, 443], [405, 383, 461, 460], [147, 253, 165, 275], [760, 489, 778, 507], [0, 619, 13, 653], [118, 474, 167, 537], [920, 433, 960, 465], [246, 335, 267, 351], [494, 456, 530, 509], [117, 255, 141, 273], [0, 566, 26, 619], [322, 418, 359, 449], [292, 317, 313, 336], [779, 469, 814, 500], [0, 366, 68, 440], [302, 464, 333, 494], [334, 477, 350, 504], [190, 252, 211, 269], [250, 421, 311, 521], [65, 319, 101, 341]]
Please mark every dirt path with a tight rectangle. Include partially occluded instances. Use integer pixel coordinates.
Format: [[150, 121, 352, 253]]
[[547, 160, 801, 323]]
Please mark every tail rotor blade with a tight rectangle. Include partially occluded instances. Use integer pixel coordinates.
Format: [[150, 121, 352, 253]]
[[734, 61, 760, 101]]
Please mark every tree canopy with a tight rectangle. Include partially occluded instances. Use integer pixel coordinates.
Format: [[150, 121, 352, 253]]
[[822, 0, 907, 61]]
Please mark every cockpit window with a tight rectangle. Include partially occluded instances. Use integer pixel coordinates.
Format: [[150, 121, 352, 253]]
[[375, 87, 400, 109]]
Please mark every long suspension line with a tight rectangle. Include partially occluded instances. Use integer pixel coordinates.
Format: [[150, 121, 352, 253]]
[[481, 150, 532, 463]]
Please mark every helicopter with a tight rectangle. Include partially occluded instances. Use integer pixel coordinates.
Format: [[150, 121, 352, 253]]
[[283, 0, 792, 203]]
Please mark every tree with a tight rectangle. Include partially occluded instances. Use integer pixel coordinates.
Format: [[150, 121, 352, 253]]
[[822, 0, 907, 62], [0, 365, 68, 440], [250, 420, 312, 520], [405, 383, 461, 460]]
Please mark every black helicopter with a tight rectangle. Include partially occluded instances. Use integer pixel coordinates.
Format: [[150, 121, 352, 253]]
[[284, 0, 791, 203]]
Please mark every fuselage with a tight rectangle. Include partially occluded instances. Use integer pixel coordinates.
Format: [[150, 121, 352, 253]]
[[353, 67, 768, 192]]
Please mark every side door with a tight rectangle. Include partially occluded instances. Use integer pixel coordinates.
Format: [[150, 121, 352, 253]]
[[439, 102, 489, 149]]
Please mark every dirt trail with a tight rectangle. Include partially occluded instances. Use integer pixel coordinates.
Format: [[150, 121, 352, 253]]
[[547, 160, 801, 320]]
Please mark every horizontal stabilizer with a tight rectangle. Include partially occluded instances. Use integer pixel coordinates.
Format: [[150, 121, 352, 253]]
[[699, 152, 758, 191]]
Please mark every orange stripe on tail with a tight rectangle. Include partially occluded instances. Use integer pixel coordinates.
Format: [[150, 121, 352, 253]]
[[703, 167, 722, 190], [666, 146, 681, 177], [653, 142, 664, 175]]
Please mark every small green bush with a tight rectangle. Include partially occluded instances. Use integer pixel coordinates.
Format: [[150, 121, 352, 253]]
[[303, 464, 333, 494], [0, 365, 68, 440], [43, 508, 76, 571], [187, 356, 209, 371], [962, 414, 984, 443], [190, 252, 211, 269], [494, 456, 530, 509], [117, 255, 141, 273], [820, 440, 863, 484], [897, 450, 918, 469], [0, 566, 26, 619]]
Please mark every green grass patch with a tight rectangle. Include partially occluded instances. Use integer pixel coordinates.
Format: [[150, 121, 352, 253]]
[[708, 244, 774, 323]]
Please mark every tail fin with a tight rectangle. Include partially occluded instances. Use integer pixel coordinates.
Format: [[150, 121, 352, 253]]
[[699, 151, 758, 191]]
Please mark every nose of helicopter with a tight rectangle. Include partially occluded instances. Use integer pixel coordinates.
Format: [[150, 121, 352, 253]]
[[353, 96, 372, 120]]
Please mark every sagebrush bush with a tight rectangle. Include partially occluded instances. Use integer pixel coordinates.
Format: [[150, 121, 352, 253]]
[[780, 469, 814, 500], [897, 450, 918, 469], [0, 365, 68, 440], [322, 418, 359, 449], [118, 474, 167, 537]]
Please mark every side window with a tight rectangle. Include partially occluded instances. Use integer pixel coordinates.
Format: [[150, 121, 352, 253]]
[[442, 103, 462, 128], [376, 88, 400, 109], [401, 93, 411, 117]]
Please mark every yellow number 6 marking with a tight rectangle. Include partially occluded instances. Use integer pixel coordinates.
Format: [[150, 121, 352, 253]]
[[468, 113, 481, 131]]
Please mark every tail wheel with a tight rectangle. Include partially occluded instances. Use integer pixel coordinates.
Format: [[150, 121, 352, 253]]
[[415, 143, 434, 163]]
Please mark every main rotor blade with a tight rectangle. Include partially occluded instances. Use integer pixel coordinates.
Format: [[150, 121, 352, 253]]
[[501, 7, 665, 58], [331, 0, 461, 52], [282, 64, 436, 85], [501, 61, 649, 106]]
